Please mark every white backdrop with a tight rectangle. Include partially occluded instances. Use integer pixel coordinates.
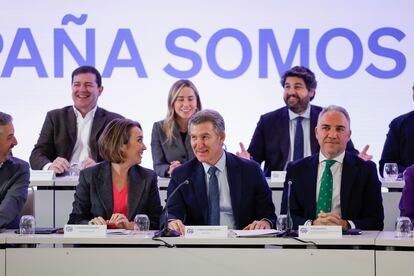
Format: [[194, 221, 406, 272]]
[[0, 0, 413, 171]]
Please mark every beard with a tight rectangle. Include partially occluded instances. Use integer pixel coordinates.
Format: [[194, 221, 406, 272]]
[[284, 95, 310, 114]]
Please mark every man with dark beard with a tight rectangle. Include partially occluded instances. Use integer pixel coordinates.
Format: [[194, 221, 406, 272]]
[[237, 66, 368, 177]]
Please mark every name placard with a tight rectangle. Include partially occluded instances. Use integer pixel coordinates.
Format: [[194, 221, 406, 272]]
[[64, 224, 107, 237], [184, 225, 228, 238], [30, 170, 55, 181], [298, 225, 342, 239], [270, 171, 287, 183]]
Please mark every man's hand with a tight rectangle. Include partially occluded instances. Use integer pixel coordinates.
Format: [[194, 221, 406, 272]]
[[313, 211, 349, 229], [168, 161, 182, 176], [243, 220, 271, 230], [358, 144, 373, 161], [167, 219, 186, 235], [236, 142, 251, 160], [81, 158, 97, 169], [49, 157, 70, 174]]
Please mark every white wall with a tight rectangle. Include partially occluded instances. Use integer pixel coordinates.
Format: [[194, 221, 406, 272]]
[[1, 0, 413, 171]]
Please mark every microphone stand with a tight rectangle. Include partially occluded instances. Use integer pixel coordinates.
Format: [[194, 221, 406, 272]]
[[282, 180, 295, 237], [153, 180, 189, 238]]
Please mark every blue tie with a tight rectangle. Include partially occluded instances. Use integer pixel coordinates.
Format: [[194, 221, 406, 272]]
[[208, 166, 220, 225], [293, 116, 304, 161]]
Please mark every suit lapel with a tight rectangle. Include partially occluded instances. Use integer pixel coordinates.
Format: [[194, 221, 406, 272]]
[[172, 123, 186, 154], [225, 153, 242, 227], [127, 166, 145, 220], [90, 107, 105, 160], [340, 153, 358, 216], [280, 107, 290, 161], [96, 161, 114, 218], [306, 154, 319, 218], [310, 106, 319, 153], [192, 162, 209, 223], [66, 107, 77, 159]]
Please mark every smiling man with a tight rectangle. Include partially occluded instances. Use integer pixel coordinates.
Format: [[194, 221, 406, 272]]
[[0, 112, 29, 229], [282, 105, 384, 230], [164, 109, 276, 235], [237, 66, 368, 177], [30, 66, 123, 174]]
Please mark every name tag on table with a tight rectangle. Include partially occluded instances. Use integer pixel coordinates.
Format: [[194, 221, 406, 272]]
[[30, 170, 55, 181], [64, 224, 107, 237], [184, 226, 228, 238], [270, 171, 286, 183], [298, 225, 342, 239]]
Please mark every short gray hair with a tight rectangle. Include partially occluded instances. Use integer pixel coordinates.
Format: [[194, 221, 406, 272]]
[[317, 105, 351, 128], [188, 109, 225, 135], [0, 112, 13, 134]]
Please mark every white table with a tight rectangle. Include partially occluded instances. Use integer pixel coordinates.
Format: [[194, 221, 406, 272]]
[[375, 231, 414, 276], [0, 235, 5, 276], [4, 231, 378, 276]]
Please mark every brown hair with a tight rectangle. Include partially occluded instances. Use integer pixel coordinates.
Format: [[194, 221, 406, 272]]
[[162, 79, 202, 144], [98, 118, 142, 163]]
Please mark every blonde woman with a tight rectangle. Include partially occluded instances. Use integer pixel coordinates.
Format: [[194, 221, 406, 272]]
[[151, 80, 202, 177]]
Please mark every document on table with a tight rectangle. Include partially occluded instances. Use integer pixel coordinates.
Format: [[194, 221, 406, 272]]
[[229, 229, 280, 237], [106, 229, 132, 235]]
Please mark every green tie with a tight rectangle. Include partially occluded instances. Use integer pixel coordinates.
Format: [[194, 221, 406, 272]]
[[316, 160, 336, 218]]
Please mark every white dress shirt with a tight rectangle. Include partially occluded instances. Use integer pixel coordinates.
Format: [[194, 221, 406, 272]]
[[286, 105, 312, 169], [202, 151, 235, 229]]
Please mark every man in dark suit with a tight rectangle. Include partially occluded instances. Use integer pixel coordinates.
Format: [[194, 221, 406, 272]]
[[379, 85, 414, 176], [282, 105, 383, 230], [0, 112, 29, 229], [237, 66, 369, 177], [29, 65, 123, 174], [166, 109, 276, 235]]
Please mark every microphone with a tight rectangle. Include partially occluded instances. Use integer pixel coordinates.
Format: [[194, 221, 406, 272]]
[[281, 180, 295, 237], [153, 179, 190, 238]]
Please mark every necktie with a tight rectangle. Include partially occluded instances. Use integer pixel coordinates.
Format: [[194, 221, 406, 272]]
[[293, 117, 304, 161], [208, 166, 220, 225], [315, 160, 336, 218]]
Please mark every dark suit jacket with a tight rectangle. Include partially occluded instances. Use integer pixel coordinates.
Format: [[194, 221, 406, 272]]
[[0, 157, 29, 229], [400, 165, 414, 224], [282, 152, 384, 230], [68, 161, 162, 230], [379, 111, 414, 176], [247, 105, 358, 176], [29, 106, 123, 170], [151, 120, 194, 177], [165, 152, 276, 229]]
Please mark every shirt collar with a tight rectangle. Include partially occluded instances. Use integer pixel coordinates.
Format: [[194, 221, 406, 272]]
[[73, 105, 98, 119], [288, 104, 311, 121], [202, 150, 226, 174], [318, 150, 345, 165]]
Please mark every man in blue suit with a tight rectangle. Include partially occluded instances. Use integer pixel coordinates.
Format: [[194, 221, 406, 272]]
[[282, 105, 384, 230], [379, 85, 414, 176], [166, 110, 276, 235], [237, 66, 369, 176]]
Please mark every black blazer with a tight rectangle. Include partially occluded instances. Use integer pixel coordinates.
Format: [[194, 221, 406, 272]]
[[30, 106, 123, 170], [68, 161, 162, 230], [379, 110, 414, 176], [247, 105, 357, 176], [0, 157, 29, 229], [165, 152, 276, 229], [151, 120, 194, 177], [282, 152, 384, 230]]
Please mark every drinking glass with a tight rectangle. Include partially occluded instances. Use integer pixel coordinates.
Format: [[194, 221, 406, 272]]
[[69, 162, 80, 178], [395, 216, 413, 238], [134, 214, 150, 231], [383, 163, 398, 181], [19, 215, 35, 235], [276, 214, 288, 232]]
